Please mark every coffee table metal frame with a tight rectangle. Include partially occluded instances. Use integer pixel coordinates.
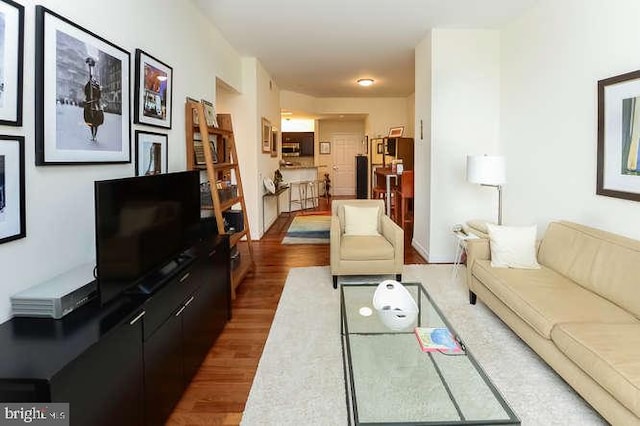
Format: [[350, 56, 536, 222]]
[[340, 282, 520, 426]]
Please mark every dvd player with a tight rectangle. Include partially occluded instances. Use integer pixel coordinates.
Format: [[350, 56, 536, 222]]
[[11, 263, 98, 319]]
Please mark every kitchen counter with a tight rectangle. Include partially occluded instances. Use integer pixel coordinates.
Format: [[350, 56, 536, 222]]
[[279, 165, 318, 170]]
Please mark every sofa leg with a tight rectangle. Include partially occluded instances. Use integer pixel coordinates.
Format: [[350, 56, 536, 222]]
[[469, 290, 477, 305], [395, 274, 402, 282], [333, 276, 338, 289]]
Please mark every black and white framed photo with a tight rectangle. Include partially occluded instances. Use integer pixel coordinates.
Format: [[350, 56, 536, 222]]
[[135, 131, 167, 176], [135, 49, 172, 129], [597, 70, 640, 201], [0, 135, 25, 244], [0, 0, 23, 126], [35, 6, 130, 165]]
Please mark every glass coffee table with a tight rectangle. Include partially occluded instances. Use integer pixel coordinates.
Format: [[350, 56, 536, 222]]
[[340, 282, 520, 425]]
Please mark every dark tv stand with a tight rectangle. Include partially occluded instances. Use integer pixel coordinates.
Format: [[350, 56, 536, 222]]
[[0, 234, 230, 426]]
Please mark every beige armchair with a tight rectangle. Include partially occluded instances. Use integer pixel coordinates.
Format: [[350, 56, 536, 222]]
[[330, 199, 404, 289]]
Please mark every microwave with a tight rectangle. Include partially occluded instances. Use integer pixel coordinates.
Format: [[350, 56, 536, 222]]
[[282, 142, 300, 157]]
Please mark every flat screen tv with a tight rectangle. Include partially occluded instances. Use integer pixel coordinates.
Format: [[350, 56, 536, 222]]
[[95, 171, 201, 305]]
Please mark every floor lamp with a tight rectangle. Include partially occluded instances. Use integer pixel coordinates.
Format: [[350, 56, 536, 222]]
[[466, 155, 506, 225]]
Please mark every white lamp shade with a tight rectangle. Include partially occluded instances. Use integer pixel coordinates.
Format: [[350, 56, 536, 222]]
[[466, 155, 506, 185]]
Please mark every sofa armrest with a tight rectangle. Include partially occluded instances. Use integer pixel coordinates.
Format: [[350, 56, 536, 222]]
[[465, 238, 490, 289], [380, 214, 404, 270], [330, 216, 342, 274]]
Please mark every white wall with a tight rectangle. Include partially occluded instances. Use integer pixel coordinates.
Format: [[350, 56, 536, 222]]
[[0, 0, 243, 322], [256, 61, 281, 235], [315, 97, 410, 138], [414, 29, 501, 262], [501, 0, 640, 239], [280, 92, 413, 140], [413, 33, 432, 260]]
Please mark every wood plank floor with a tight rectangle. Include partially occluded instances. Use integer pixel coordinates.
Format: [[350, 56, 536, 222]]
[[167, 197, 426, 425]]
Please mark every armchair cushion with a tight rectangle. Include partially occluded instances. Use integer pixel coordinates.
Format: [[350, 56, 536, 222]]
[[341, 235, 395, 261], [343, 205, 380, 236]]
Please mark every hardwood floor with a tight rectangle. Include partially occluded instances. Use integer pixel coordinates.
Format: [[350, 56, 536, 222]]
[[166, 197, 426, 425]]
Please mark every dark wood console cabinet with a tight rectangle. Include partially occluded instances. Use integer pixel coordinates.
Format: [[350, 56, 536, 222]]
[[0, 234, 230, 426]]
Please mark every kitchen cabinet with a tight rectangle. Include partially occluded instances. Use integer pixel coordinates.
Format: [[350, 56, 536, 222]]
[[283, 132, 314, 156]]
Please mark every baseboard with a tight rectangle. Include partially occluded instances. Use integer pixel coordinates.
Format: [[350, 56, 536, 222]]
[[411, 239, 429, 261], [411, 239, 452, 264]]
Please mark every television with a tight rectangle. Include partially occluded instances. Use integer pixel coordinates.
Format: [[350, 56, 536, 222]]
[[95, 171, 201, 305]]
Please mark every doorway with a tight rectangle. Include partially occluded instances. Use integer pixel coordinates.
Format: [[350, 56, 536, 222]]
[[330, 133, 363, 196]]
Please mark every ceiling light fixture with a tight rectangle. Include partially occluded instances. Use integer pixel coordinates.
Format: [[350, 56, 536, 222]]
[[357, 78, 374, 87]]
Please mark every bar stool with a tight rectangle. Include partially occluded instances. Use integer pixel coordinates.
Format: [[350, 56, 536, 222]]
[[289, 180, 318, 211]]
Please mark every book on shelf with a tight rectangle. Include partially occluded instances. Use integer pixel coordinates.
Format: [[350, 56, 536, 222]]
[[414, 327, 463, 353]]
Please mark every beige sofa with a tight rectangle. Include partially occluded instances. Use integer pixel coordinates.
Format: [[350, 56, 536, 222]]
[[466, 221, 640, 425], [330, 199, 403, 289]]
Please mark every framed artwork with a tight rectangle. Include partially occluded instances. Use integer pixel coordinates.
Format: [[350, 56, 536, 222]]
[[388, 126, 404, 138], [262, 118, 272, 153], [0, 0, 23, 126], [0, 135, 25, 244], [134, 49, 172, 129], [597, 70, 640, 201], [201, 99, 218, 128], [271, 129, 278, 157], [320, 141, 331, 155], [35, 6, 130, 165], [135, 131, 167, 176], [377, 142, 384, 154]]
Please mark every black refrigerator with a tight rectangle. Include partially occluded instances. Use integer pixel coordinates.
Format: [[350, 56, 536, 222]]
[[355, 155, 368, 199]]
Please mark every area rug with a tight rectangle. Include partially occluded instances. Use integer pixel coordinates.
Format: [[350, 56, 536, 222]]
[[241, 265, 606, 426], [281, 215, 331, 244]]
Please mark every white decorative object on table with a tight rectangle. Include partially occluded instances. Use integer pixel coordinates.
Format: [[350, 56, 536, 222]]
[[372, 280, 418, 331], [263, 177, 276, 194]]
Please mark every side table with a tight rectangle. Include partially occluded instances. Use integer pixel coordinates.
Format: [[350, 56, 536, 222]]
[[451, 230, 479, 282]]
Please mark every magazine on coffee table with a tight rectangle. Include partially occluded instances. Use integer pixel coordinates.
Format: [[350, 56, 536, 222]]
[[414, 327, 463, 353]]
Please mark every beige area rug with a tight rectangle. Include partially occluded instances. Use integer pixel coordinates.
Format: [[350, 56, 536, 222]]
[[240, 265, 606, 426]]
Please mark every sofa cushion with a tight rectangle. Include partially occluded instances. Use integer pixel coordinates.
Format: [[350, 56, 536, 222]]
[[340, 235, 394, 261], [487, 224, 540, 269], [472, 259, 637, 339], [551, 323, 640, 418], [538, 221, 640, 319]]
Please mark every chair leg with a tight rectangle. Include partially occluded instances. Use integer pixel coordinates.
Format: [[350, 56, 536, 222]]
[[333, 275, 338, 289]]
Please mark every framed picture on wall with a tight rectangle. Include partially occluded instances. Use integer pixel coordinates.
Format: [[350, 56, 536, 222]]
[[35, 6, 131, 165], [262, 118, 272, 153], [0, 0, 24, 126], [388, 126, 404, 138], [0, 135, 25, 244], [320, 141, 331, 155], [134, 49, 173, 129], [135, 131, 167, 176], [597, 70, 640, 201]]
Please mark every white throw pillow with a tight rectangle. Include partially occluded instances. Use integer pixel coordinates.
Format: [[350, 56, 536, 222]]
[[343, 205, 380, 236], [487, 224, 540, 269]]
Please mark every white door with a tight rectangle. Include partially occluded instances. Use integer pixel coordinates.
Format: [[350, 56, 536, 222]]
[[331, 133, 362, 196]]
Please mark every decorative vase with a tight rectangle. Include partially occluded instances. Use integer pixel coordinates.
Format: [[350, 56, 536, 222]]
[[372, 280, 418, 331]]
